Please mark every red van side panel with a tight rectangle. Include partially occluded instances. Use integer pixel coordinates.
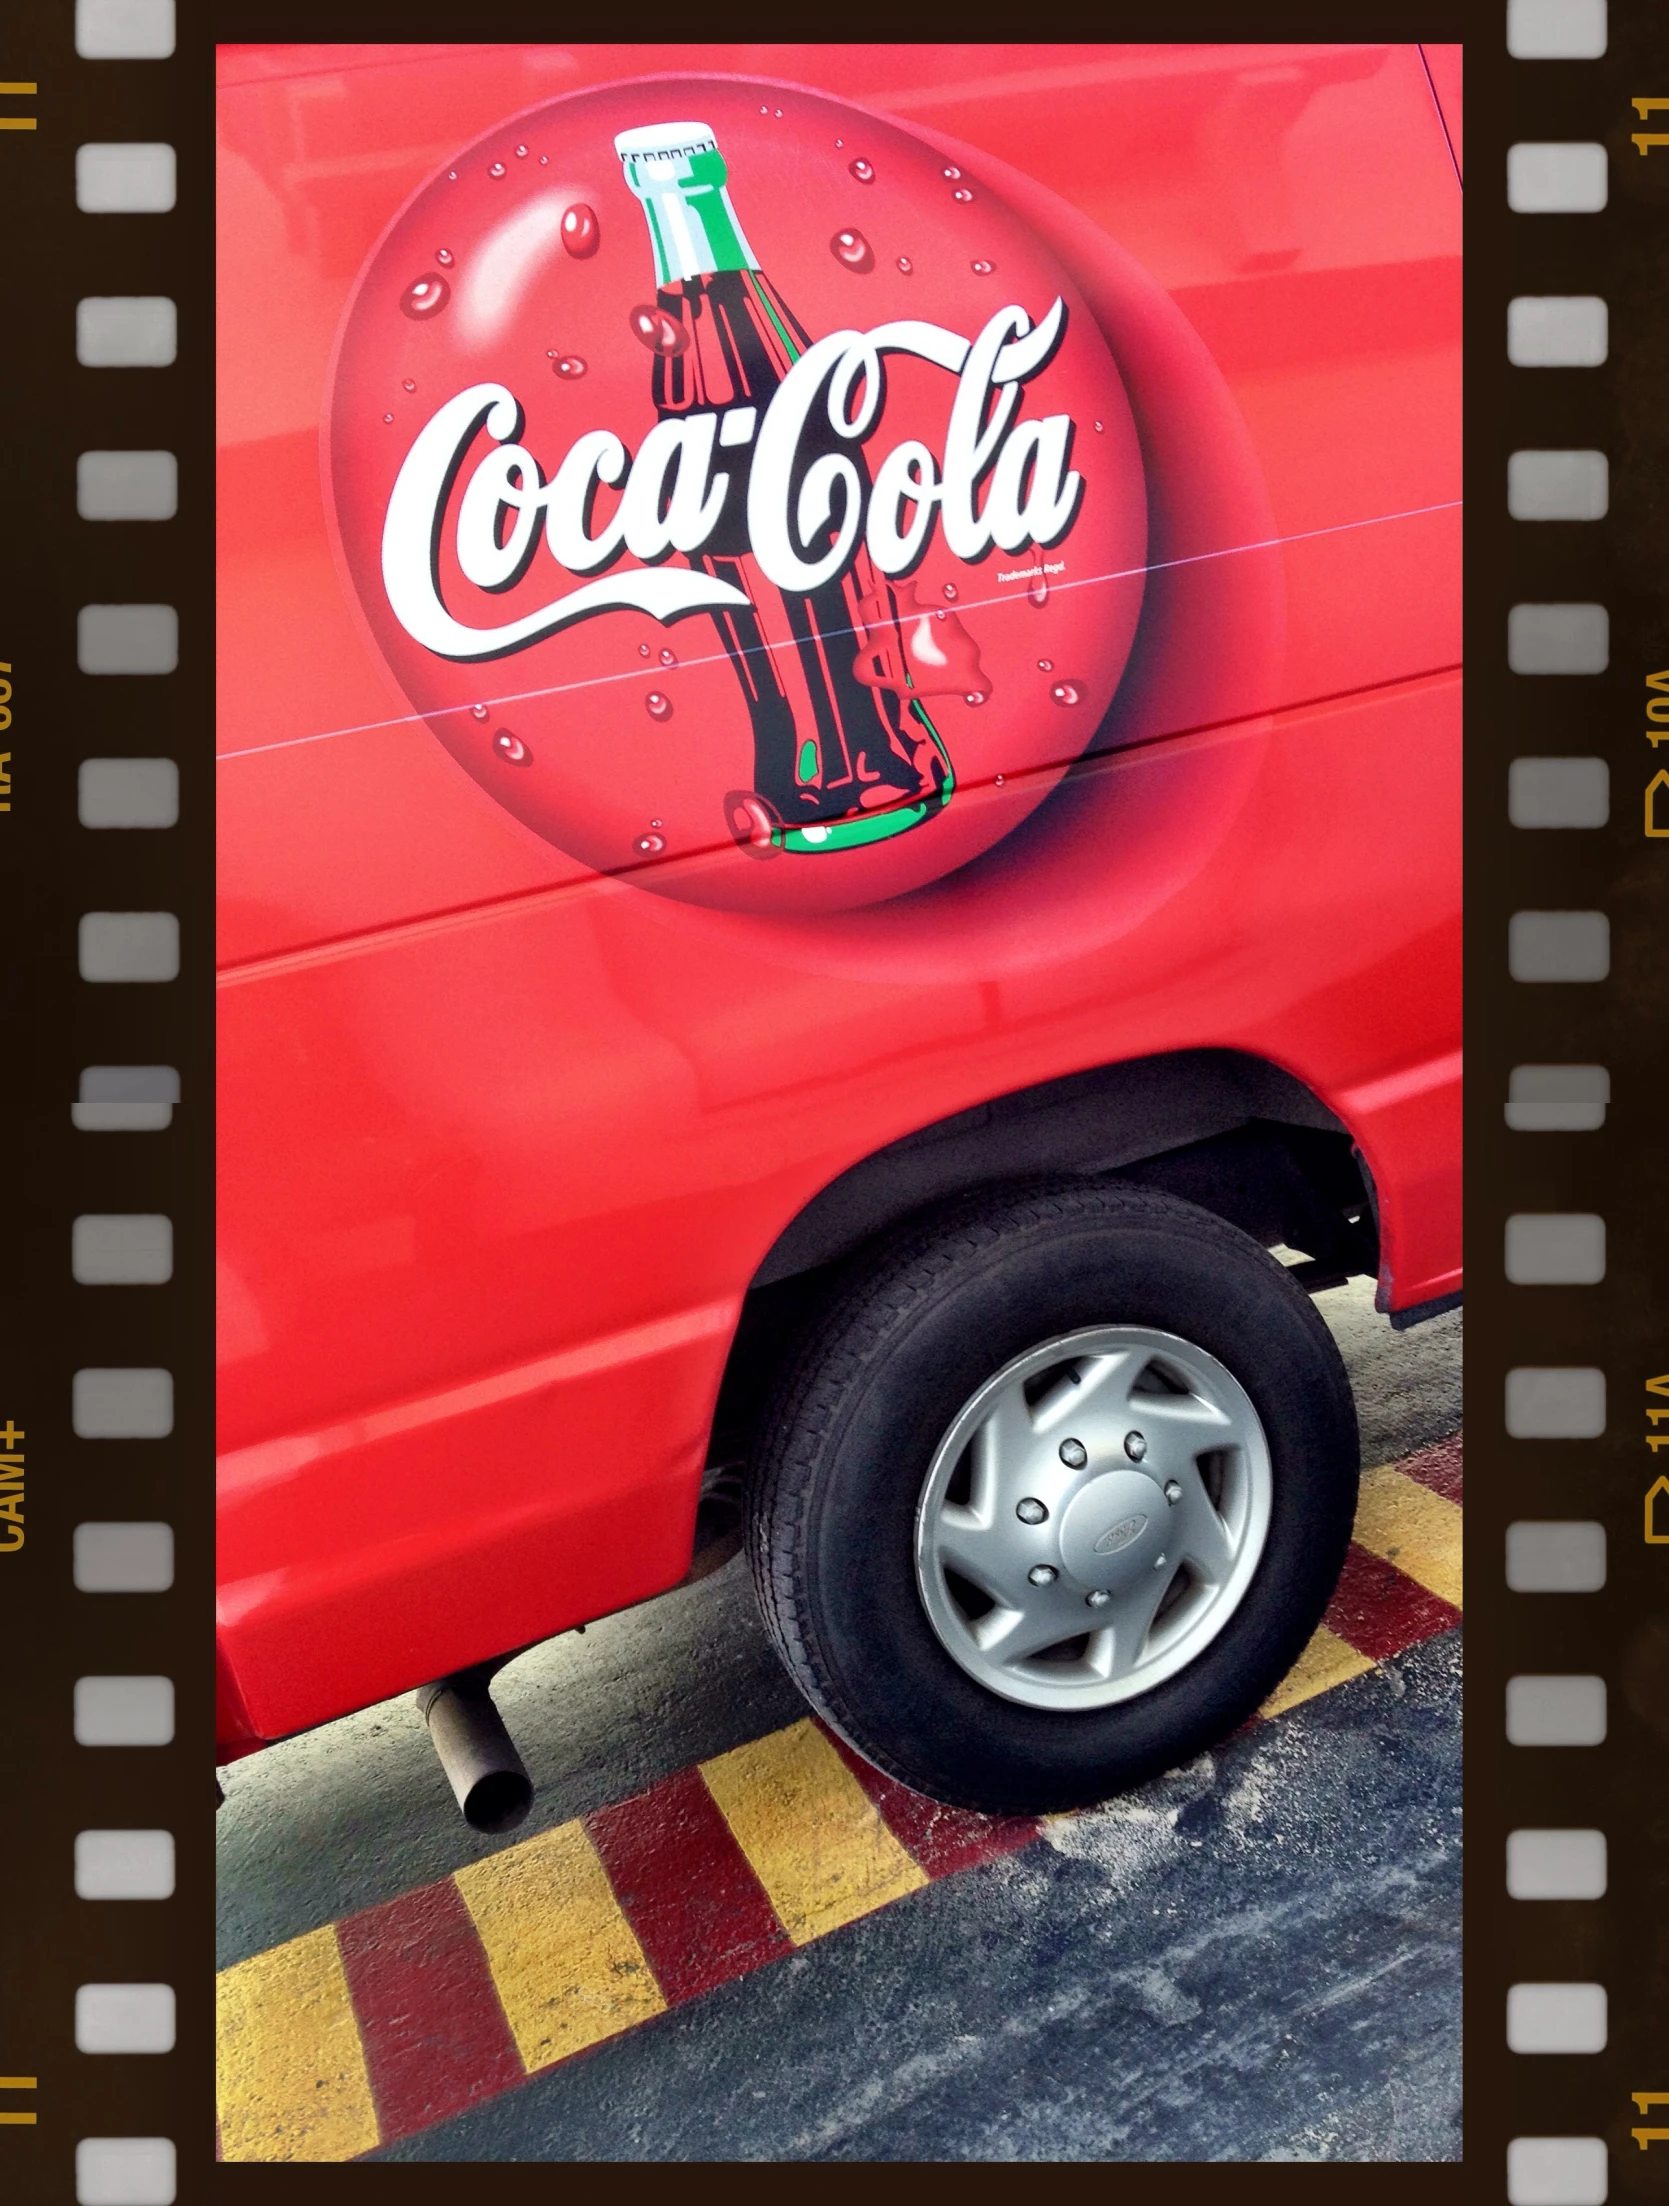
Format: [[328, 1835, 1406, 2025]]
[[217, 44, 1459, 1746]]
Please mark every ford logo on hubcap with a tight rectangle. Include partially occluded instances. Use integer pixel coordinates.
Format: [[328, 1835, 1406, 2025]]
[[1094, 1513, 1149, 1556]]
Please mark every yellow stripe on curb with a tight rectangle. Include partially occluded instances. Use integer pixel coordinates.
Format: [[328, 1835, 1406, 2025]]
[[453, 1819, 665, 2073], [700, 1718, 928, 1944], [216, 1923, 379, 2163], [1353, 1463, 1463, 1608], [1259, 1624, 1376, 1719]]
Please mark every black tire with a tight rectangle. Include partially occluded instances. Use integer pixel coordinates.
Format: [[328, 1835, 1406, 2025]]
[[746, 1179, 1360, 1815]]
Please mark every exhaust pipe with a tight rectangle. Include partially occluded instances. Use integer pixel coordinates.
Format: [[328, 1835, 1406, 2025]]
[[416, 1668, 534, 1833]]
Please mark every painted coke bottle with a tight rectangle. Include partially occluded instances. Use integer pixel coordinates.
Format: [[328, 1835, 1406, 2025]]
[[615, 121, 956, 857]]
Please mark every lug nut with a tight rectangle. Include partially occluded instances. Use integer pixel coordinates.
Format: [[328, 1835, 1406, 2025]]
[[1124, 1432, 1148, 1462], [1016, 1497, 1048, 1525], [1027, 1564, 1057, 1586], [1086, 1588, 1111, 1609], [1164, 1480, 1183, 1505], [1059, 1438, 1088, 1469]]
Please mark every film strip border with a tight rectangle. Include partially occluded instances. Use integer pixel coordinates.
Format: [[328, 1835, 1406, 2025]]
[[1490, 3, 1669, 2204], [7, 2, 208, 2201]]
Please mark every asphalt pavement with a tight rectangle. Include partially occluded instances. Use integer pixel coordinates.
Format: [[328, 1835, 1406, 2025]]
[[216, 1276, 1462, 2163]]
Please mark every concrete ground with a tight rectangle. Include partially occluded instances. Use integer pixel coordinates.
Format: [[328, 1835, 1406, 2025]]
[[217, 1277, 1461, 2162]]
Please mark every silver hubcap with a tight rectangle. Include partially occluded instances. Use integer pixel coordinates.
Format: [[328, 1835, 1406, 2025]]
[[913, 1327, 1273, 1711]]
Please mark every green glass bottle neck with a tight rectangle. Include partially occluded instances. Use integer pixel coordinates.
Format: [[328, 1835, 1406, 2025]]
[[621, 144, 759, 284]]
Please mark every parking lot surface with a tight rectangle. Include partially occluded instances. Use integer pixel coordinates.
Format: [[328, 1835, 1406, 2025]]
[[216, 1280, 1461, 2163]]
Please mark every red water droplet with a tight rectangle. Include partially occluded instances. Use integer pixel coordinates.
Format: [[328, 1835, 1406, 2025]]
[[400, 274, 450, 319], [402, 377, 416, 391], [447, 170, 457, 181], [435, 247, 454, 266], [638, 644, 652, 657], [897, 255, 913, 274], [651, 818, 663, 828], [942, 583, 957, 600], [515, 144, 528, 158], [471, 704, 490, 720], [1037, 658, 1053, 671], [1050, 681, 1083, 707], [488, 161, 506, 179], [382, 412, 394, 423], [629, 304, 688, 356], [645, 691, 673, 721], [995, 772, 1006, 786], [953, 188, 974, 204], [1028, 574, 1049, 607], [552, 354, 587, 379], [659, 647, 677, 665], [1094, 420, 1104, 433], [835, 138, 844, 147], [848, 157, 875, 183], [972, 258, 994, 276], [964, 691, 987, 706], [561, 203, 600, 259], [934, 609, 947, 622], [943, 165, 961, 180], [635, 832, 666, 855], [493, 728, 531, 764], [539, 154, 549, 165], [830, 228, 874, 273]]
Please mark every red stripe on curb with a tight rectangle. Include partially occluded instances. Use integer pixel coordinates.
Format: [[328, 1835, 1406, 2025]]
[[1398, 1434, 1463, 1504], [586, 1765, 793, 2005], [1324, 1543, 1461, 1662], [335, 1878, 523, 2140], [819, 1723, 1041, 1877]]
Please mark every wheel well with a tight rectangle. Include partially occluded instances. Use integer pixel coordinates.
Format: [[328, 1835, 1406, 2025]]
[[705, 1049, 1377, 1473]]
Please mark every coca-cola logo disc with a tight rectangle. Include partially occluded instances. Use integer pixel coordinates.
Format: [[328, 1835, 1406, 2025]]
[[326, 77, 1147, 912]]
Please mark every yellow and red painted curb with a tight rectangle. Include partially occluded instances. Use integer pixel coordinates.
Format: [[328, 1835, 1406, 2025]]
[[216, 1435, 1463, 2162]]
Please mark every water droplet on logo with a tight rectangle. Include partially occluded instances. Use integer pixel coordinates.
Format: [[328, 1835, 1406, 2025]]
[[435, 247, 454, 266], [538, 154, 549, 165], [774, 108, 783, 118], [943, 165, 961, 180], [835, 138, 844, 148], [561, 203, 599, 258], [515, 144, 528, 158], [971, 257, 994, 275], [830, 228, 874, 273], [635, 832, 666, 855], [399, 275, 450, 319], [382, 411, 394, 423], [629, 304, 688, 355], [447, 170, 457, 181], [995, 772, 1005, 785], [1028, 574, 1048, 607], [1094, 420, 1104, 433], [488, 162, 506, 179], [934, 608, 948, 621], [638, 643, 652, 657], [471, 704, 490, 720], [402, 377, 416, 392], [1050, 681, 1083, 707], [1037, 658, 1053, 671], [964, 691, 987, 706], [552, 354, 587, 379], [493, 729, 531, 764], [645, 692, 673, 722], [659, 647, 677, 666], [896, 255, 912, 274], [953, 187, 974, 203], [848, 157, 875, 183], [942, 583, 957, 600]]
